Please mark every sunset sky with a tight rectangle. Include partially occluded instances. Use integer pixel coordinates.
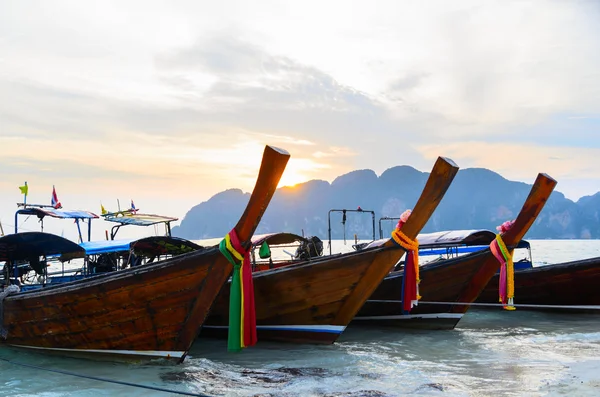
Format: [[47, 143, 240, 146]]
[[1, 0, 599, 241]]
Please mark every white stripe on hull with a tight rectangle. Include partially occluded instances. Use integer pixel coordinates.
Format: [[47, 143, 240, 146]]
[[9, 344, 184, 359], [353, 313, 463, 321], [203, 324, 346, 334]]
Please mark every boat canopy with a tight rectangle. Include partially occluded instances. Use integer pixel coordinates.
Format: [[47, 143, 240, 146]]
[[80, 236, 203, 257], [364, 229, 497, 250], [420, 239, 532, 259], [102, 212, 179, 239], [15, 207, 98, 220], [516, 240, 531, 249], [14, 206, 98, 242], [418, 230, 496, 248], [251, 233, 307, 247], [131, 236, 203, 257], [0, 232, 85, 264], [364, 229, 531, 253], [80, 239, 135, 255], [103, 213, 178, 227]]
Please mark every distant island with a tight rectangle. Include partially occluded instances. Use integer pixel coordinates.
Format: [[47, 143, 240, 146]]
[[172, 166, 600, 240]]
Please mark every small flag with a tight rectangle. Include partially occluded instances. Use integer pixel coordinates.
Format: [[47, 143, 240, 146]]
[[51, 185, 62, 209], [259, 241, 271, 259], [101, 204, 107, 215], [19, 183, 28, 196], [130, 199, 136, 211]]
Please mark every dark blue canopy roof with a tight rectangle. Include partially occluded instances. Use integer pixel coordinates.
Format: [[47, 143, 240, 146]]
[[79, 236, 203, 256], [0, 232, 85, 262]]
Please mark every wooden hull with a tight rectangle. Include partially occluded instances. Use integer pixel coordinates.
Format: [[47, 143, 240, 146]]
[[202, 246, 406, 344], [201, 156, 460, 344], [353, 173, 558, 330], [476, 256, 600, 311], [0, 145, 291, 362], [3, 247, 230, 362], [354, 250, 491, 330]]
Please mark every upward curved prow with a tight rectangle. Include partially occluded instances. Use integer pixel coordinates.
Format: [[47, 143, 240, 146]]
[[502, 173, 557, 245], [448, 172, 558, 312], [233, 146, 291, 247], [384, 156, 460, 246]]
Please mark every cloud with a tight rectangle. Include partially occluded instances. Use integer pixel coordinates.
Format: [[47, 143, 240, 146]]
[[388, 73, 429, 93], [313, 147, 357, 159], [416, 141, 600, 184], [152, 34, 429, 173], [0, 156, 157, 182], [155, 34, 393, 135], [377, 1, 600, 131], [1, 0, 599, 228], [156, 35, 271, 78]]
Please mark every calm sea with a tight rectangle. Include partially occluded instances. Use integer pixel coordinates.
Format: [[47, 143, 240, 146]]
[[1, 239, 599, 397]]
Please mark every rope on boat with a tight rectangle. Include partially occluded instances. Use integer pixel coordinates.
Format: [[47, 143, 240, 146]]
[[0, 285, 20, 339], [367, 299, 600, 311], [0, 356, 213, 397], [0, 221, 36, 233], [18, 215, 32, 232]]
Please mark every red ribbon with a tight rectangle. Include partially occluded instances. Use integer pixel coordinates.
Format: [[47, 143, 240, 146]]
[[228, 230, 257, 348]]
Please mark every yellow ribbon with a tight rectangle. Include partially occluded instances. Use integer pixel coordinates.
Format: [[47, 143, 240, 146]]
[[225, 233, 244, 262], [391, 229, 421, 299], [225, 232, 247, 345], [494, 234, 515, 311]]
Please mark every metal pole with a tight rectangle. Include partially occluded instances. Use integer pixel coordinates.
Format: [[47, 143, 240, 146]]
[[327, 210, 333, 255], [371, 212, 375, 242], [75, 219, 83, 243]]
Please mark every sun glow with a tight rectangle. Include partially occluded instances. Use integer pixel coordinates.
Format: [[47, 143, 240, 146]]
[[277, 169, 307, 188], [276, 158, 329, 188]]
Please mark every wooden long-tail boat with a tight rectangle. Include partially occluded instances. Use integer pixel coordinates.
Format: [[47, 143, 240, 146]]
[[476, 250, 600, 311], [0, 145, 290, 362], [353, 173, 557, 329], [201, 156, 459, 344]]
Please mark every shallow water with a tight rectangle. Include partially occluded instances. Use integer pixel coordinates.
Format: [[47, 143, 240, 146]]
[[1, 240, 599, 396]]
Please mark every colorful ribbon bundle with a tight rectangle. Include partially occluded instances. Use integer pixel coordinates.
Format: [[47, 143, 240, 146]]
[[390, 210, 420, 313], [219, 229, 257, 351], [489, 220, 516, 311]]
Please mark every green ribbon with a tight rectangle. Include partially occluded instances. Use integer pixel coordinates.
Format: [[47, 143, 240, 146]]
[[219, 238, 243, 352]]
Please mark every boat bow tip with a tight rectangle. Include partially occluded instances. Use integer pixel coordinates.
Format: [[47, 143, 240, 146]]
[[437, 156, 459, 169], [233, 144, 291, 245], [502, 172, 557, 245], [266, 146, 291, 156], [535, 172, 558, 187], [384, 156, 460, 242]]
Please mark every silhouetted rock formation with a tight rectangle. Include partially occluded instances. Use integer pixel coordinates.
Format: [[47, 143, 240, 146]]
[[172, 167, 599, 240]]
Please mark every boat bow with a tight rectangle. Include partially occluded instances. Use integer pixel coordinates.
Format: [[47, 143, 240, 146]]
[[331, 156, 459, 325], [2, 145, 290, 363], [450, 172, 557, 312], [384, 157, 460, 246]]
